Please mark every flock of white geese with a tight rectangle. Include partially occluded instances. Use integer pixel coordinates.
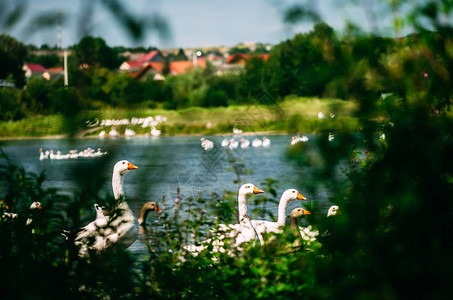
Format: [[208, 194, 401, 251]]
[[39, 147, 108, 160], [200, 133, 334, 151], [3, 159, 340, 258]]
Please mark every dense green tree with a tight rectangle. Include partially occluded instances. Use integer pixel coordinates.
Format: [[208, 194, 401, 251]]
[[74, 36, 122, 69], [0, 34, 27, 87], [0, 87, 23, 120], [228, 46, 251, 55], [239, 55, 268, 99], [173, 48, 188, 61], [22, 77, 50, 113], [27, 54, 61, 68]]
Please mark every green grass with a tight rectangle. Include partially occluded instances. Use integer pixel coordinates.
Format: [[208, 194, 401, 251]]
[[0, 97, 361, 138], [0, 115, 65, 138]]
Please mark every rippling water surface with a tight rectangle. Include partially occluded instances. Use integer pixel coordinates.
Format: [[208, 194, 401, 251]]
[[1, 134, 336, 253]]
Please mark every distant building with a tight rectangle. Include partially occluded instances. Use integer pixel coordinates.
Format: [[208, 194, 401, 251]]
[[130, 60, 207, 80], [119, 60, 146, 72], [119, 50, 166, 77], [137, 50, 165, 63], [221, 53, 269, 75], [47, 67, 64, 80], [23, 63, 50, 80], [22, 63, 65, 81]]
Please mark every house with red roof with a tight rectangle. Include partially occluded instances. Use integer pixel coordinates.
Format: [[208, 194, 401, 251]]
[[137, 50, 165, 63], [47, 67, 64, 80], [119, 60, 146, 72], [119, 50, 165, 73], [225, 53, 269, 65], [22, 63, 65, 81], [221, 53, 269, 74], [131, 60, 207, 80], [23, 63, 49, 79]]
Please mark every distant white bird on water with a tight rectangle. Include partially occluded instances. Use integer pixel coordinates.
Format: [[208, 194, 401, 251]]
[[262, 137, 271, 147], [328, 133, 334, 142], [252, 138, 262, 147], [221, 139, 229, 147], [229, 139, 239, 150], [200, 138, 214, 151], [240, 138, 250, 149]]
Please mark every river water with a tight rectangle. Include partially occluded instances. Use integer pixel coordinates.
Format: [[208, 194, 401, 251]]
[[0, 134, 336, 253]]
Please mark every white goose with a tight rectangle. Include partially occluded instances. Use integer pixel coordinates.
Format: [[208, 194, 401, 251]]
[[3, 201, 42, 223], [221, 139, 229, 147], [184, 183, 264, 254], [109, 127, 119, 137], [327, 205, 340, 217], [252, 138, 262, 147], [73, 160, 139, 256], [298, 205, 341, 244], [228, 139, 239, 150], [251, 189, 306, 244], [240, 138, 250, 149]]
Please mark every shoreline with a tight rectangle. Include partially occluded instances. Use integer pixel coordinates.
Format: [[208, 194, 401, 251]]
[[0, 130, 291, 141]]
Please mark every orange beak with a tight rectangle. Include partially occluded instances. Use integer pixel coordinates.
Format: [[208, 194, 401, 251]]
[[155, 204, 162, 213], [297, 192, 306, 200], [253, 186, 264, 194], [127, 162, 138, 170], [303, 209, 311, 215], [38, 205, 42, 210]]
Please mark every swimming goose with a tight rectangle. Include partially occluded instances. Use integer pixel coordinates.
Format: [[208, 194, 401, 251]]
[[73, 160, 139, 256], [298, 205, 340, 245], [137, 201, 161, 233], [327, 205, 340, 217], [240, 138, 250, 149], [184, 183, 264, 254], [251, 189, 306, 244], [288, 207, 312, 250], [221, 139, 229, 147], [2, 201, 42, 223], [252, 138, 262, 147]]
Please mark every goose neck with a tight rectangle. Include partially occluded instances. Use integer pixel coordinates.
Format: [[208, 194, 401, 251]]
[[237, 193, 248, 222], [290, 216, 299, 231], [112, 172, 125, 201], [137, 206, 150, 227], [277, 197, 290, 227]]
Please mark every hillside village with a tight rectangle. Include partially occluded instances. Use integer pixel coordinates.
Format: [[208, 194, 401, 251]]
[[21, 42, 272, 83]]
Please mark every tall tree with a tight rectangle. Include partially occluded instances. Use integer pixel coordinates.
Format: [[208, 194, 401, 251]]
[[74, 36, 121, 69], [173, 48, 188, 61], [0, 34, 28, 87]]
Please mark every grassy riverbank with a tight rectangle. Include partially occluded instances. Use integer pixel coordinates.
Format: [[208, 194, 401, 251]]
[[0, 97, 359, 139]]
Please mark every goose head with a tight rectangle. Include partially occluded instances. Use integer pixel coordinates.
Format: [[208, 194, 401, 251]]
[[114, 160, 138, 176], [281, 189, 307, 202], [238, 183, 264, 196], [30, 202, 42, 210], [327, 205, 340, 217], [290, 207, 311, 231], [141, 201, 161, 214], [290, 207, 311, 219], [138, 201, 162, 232]]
